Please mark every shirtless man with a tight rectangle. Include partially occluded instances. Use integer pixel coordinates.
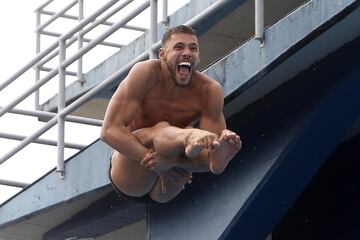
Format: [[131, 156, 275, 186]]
[[100, 25, 241, 204]]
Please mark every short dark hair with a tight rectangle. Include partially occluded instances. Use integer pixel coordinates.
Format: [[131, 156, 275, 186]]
[[161, 25, 197, 47]]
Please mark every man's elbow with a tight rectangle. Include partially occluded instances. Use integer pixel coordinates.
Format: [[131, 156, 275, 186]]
[[100, 127, 111, 144]]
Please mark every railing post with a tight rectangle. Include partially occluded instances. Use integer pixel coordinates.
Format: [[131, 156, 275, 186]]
[[35, 9, 41, 110], [255, 0, 264, 44], [162, 0, 168, 27], [58, 38, 66, 178], [78, 0, 85, 83], [150, 0, 158, 59]]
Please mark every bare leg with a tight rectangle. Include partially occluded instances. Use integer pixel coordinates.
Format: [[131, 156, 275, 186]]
[[110, 122, 194, 202], [152, 126, 218, 157], [111, 122, 233, 203], [149, 126, 242, 174]]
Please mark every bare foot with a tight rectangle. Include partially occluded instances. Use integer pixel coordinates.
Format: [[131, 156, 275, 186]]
[[210, 130, 242, 174], [184, 129, 220, 157]]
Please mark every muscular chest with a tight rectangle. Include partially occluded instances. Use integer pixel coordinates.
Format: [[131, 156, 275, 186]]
[[140, 94, 200, 127]]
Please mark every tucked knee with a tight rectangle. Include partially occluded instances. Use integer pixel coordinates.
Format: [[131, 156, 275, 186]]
[[154, 121, 170, 128]]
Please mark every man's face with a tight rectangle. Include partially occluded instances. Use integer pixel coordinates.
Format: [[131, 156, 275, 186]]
[[160, 33, 200, 87]]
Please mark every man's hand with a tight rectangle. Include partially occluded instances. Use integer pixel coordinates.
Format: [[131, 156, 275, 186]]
[[157, 168, 193, 193], [141, 149, 177, 172]]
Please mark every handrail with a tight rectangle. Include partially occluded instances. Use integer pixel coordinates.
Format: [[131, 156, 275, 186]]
[[36, 0, 78, 32], [40, 9, 148, 31], [150, 0, 158, 59], [255, 0, 265, 43], [34, 0, 134, 69], [0, 179, 28, 188], [0, 50, 149, 166], [39, 66, 78, 76], [0, 0, 149, 119], [35, 0, 53, 12], [0, 132, 85, 149], [0, 107, 103, 126], [0, 0, 118, 92]]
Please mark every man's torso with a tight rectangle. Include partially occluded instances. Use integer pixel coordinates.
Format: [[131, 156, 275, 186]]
[[128, 61, 214, 130]]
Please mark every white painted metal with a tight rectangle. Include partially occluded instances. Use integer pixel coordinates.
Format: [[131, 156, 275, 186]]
[[35, 9, 41, 110], [162, 0, 168, 25], [78, 0, 85, 83], [0, 0, 118, 93], [39, 66, 77, 77], [35, 0, 133, 73], [39, 30, 124, 48], [35, 0, 53, 12], [0, 107, 103, 126], [150, 0, 158, 59], [255, 0, 264, 42], [57, 39, 66, 178], [0, 132, 85, 149], [36, 0, 78, 32], [0, 179, 28, 188]]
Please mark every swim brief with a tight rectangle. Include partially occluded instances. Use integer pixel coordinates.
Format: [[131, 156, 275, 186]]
[[109, 154, 157, 205]]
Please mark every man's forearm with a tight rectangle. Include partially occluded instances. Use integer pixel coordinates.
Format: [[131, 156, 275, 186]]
[[102, 128, 150, 162]]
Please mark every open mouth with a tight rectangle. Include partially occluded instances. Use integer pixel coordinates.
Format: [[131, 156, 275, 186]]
[[177, 61, 192, 77]]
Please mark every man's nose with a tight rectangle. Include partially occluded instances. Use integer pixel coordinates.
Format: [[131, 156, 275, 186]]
[[181, 47, 192, 57]]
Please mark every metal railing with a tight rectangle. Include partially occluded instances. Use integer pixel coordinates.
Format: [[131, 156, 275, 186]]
[[0, 0, 265, 188], [255, 0, 264, 43]]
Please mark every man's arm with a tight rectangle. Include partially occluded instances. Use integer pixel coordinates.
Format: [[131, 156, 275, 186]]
[[198, 80, 227, 135], [196, 78, 241, 173], [100, 61, 153, 162]]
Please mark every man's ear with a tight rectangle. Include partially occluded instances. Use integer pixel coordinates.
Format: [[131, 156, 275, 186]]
[[158, 47, 165, 60]]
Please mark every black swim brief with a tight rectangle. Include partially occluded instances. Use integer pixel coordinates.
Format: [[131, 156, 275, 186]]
[[109, 154, 157, 205]]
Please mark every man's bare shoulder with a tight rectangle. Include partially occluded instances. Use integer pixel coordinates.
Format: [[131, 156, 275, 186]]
[[131, 59, 161, 78], [194, 71, 223, 94], [124, 59, 161, 87]]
